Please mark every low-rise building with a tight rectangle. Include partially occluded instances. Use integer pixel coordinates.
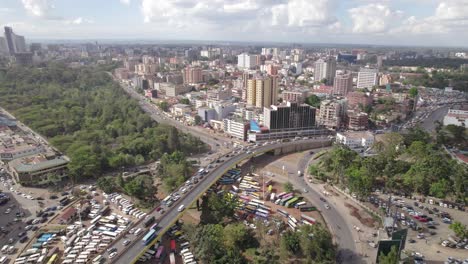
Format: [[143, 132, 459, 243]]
[[8, 154, 69, 186], [346, 110, 369, 131], [336, 131, 375, 150], [171, 104, 192, 117], [443, 107, 468, 128]]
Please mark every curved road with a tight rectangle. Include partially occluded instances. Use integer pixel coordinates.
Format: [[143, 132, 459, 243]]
[[291, 151, 360, 263], [112, 139, 333, 263]]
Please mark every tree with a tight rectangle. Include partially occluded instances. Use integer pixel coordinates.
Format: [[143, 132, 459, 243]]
[[449, 221, 468, 239], [96, 176, 118, 194], [200, 193, 237, 224], [223, 223, 257, 250], [378, 245, 399, 264], [179, 98, 190, 105], [194, 115, 203, 125], [283, 182, 294, 193], [158, 101, 169, 112], [408, 87, 419, 98], [168, 126, 180, 151], [304, 95, 321, 108]]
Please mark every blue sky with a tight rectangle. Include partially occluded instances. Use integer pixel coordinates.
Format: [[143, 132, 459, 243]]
[[1, 0, 468, 47]]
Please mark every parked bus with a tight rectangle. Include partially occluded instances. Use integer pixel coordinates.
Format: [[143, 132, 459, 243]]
[[169, 253, 176, 264], [46, 254, 58, 264], [90, 216, 102, 225], [285, 197, 299, 208], [102, 231, 118, 238], [277, 208, 289, 217], [170, 240, 176, 252], [301, 214, 316, 225]]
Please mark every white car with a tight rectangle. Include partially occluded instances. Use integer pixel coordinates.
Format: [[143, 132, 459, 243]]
[[109, 252, 117, 259], [324, 204, 330, 210], [122, 240, 131, 246]]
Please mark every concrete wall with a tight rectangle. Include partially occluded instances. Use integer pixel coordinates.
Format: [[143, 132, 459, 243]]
[[273, 140, 332, 155]]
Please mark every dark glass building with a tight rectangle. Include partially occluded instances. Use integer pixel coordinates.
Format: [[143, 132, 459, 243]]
[[264, 102, 316, 131]]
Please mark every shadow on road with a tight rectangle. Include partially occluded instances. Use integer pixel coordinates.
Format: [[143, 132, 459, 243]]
[[337, 248, 367, 264]]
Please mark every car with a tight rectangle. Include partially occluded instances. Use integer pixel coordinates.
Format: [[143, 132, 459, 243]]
[[417, 233, 425, 239], [107, 247, 117, 253], [24, 225, 32, 231], [31, 226, 38, 231], [123, 240, 131, 246], [19, 236, 28, 243], [49, 195, 58, 199], [324, 204, 330, 210], [319, 197, 326, 202], [156, 207, 162, 212], [18, 232, 26, 237], [303, 188, 308, 193], [4, 209, 11, 214], [109, 252, 117, 259], [409, 239, 416, 243]]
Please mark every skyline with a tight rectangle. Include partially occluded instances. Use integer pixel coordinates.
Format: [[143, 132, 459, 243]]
[[1, 0, 468, 47]]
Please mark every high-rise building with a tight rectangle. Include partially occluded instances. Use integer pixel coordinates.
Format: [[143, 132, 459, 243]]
[[314, 57, 336, 85], [357, 67, 378, 89], [246, 76, 278, 108], [333, 73, 353, 96], [0, 37, 7, 54], [263, 102, 316, 131], [4, 26, 27, 54], [237, 53, 257, 69], [182, 66, 202, 84], [246, 79, 257, 106], [317, 100, 345, 129]]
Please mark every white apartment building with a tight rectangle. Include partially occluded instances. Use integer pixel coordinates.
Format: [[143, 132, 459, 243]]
[[357, 68, 378, 89], [237, 53, 257, 69], [336, 131, 375, 150]]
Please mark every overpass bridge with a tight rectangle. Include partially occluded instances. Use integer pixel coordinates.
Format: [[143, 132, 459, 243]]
[[112, 138, 332, 263]]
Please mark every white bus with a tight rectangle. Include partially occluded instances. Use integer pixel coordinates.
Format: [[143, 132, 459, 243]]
[[92, 255, 103, 264]]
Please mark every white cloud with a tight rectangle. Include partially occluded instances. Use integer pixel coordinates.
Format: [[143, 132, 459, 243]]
[[435, 0, 468, 20], [287, 0, 335, 27], [390, 0, 468, 35], [21, 0, 53, 17], [120, 0, 131, 5], [65, 17, 93, 25], [349, 3, 403, 34]]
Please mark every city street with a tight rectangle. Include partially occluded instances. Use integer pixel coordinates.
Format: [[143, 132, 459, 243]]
[[111, 139, 332, 263], [265, 149, 369, 264]]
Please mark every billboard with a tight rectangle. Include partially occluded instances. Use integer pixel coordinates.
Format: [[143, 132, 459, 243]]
[[250, 120, 261, 133], [375, 240, 401, 264]]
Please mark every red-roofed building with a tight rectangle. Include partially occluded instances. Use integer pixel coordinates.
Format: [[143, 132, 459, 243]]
[[59, 207, 77, 225]]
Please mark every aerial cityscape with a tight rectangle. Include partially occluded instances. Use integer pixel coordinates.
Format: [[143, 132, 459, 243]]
[[0, 1, 467, 264]]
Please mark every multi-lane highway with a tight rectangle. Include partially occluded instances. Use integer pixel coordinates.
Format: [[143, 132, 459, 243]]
[[113, 80, 356, 264], [112, 139, 330, 263]]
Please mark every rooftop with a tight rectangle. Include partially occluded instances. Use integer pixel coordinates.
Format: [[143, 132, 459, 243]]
[[337, 131, 374, 139], [9, 154, 69, 173]]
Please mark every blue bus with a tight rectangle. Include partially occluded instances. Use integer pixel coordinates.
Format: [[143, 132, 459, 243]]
[[142, 229, 157, 245]]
